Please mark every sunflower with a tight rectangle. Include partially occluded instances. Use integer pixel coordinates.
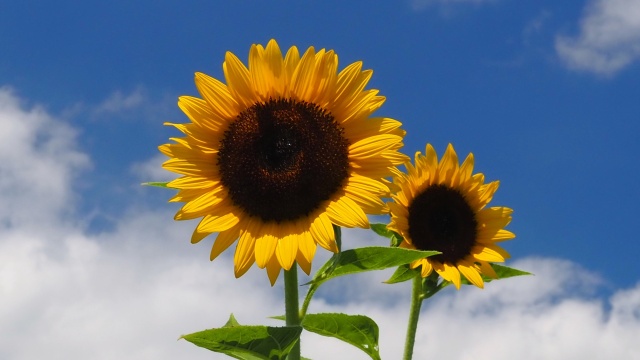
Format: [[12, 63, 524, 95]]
[[159, 39, 407, 285], [387, 144, 514, 289]]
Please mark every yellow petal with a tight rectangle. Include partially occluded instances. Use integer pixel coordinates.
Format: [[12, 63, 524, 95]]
[[178, 95, 225, 132], [177, 188, 226, 217], [254, 222, 278, 268], [477, 207, 513, 229], [296, 228, 316, 267], [333, 65, 372, 112], [191, 209, 240, 238], [348, 134, 404, 160], [311, 50, 338, 106], [476, 181, 500, 209], [209, 226, 241, 261], [485, 244, 512, 259], [435, 262, 461, 290], [296, 247, 313, 275], [420, 260, 434, 277], [457, 153, 475, 185], [162, 157, 218, 178], [194, 72, 239, 119], [479, 262, 498, 279], [265, 254, 282, 286], [310, 212, 337, 252], [234, 222, 257, 277], [290, 46, 318, 101], [343, 117, 405, 141], [471, 245, 506, 262], [282, 45, 300, 92], [437, 143, 459, 185], [458, 261, 484, 288], [344, 178, 387, 215], [495, 229, 516, 242], [223, 51, 255, 108], [276, 227, 298, 271], [167, 176, 220, 190], [337, 90, 385, 125], [326, 195, 369, 228]]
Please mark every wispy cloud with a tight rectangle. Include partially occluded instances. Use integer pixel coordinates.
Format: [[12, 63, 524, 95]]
[[555, 0, 640, 76], [93, 87, 145, 115], [523, 10, 552, 41], [130, 154, 177, 183], [2, 89, 640, 359]]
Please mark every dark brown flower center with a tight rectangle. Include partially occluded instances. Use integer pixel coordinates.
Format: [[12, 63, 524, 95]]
[[407, 184, 478, 264], [217, 98, 350, 222]]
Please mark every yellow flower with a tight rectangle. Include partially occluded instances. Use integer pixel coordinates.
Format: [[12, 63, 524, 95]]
[[160, 39, 408, 285], [387, 144, 514, 289]]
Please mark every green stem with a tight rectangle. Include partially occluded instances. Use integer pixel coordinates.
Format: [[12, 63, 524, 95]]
[[284, 265, 301, 360], [402, 276, 424, 360], [300, 225, 342, 318], [300, 283, 317, 319]]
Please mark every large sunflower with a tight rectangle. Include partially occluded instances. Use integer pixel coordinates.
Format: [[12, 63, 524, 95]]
[[160, 39, 407, 284], [387, 144, 515, 289]]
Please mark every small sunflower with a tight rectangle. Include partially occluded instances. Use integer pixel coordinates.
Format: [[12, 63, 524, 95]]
[[160, 39, 407, 284], [387, 144, 515, 289]]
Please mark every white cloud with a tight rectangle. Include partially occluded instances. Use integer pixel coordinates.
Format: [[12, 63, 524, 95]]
[[1, 89, 640, 359], [0, 87, 89, 229], [556, 0, 640, 76]]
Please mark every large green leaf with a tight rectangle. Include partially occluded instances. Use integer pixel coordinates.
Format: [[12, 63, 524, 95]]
[[302, 313, 380, 360], [181, 324, 302, 360], [310, 246, 439, 285]]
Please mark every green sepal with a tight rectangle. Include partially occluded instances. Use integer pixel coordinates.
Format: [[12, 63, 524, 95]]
[[369, 223, 403, 247], [445, 263, 532, 288], [302, 313, 380, 360], [180, 315, 302, 360], [488, 263, 532, 279], [308, 246, 439, 286], [141, 181, 171, 188], [384, 264, 420, 284]]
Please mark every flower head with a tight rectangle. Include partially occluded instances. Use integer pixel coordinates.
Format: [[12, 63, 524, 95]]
[[387, 144, 514, 289], [160, 39, 408, 284]]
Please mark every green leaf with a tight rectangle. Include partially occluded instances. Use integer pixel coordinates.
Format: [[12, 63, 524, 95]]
[[369, 223, 403, 247], [384, 264, 419, 284], [310, 246, 439, 285], [141, 181, 171, 188], [302, 313, 380, 360], [181, 325, 302, 360]]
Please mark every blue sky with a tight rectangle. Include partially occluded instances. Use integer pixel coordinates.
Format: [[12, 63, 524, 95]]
[[1, 1, 640, 359]]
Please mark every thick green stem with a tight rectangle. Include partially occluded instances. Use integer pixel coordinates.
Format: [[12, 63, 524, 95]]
[[284, 265, 301, 360], [402, 276, 424, 360]]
